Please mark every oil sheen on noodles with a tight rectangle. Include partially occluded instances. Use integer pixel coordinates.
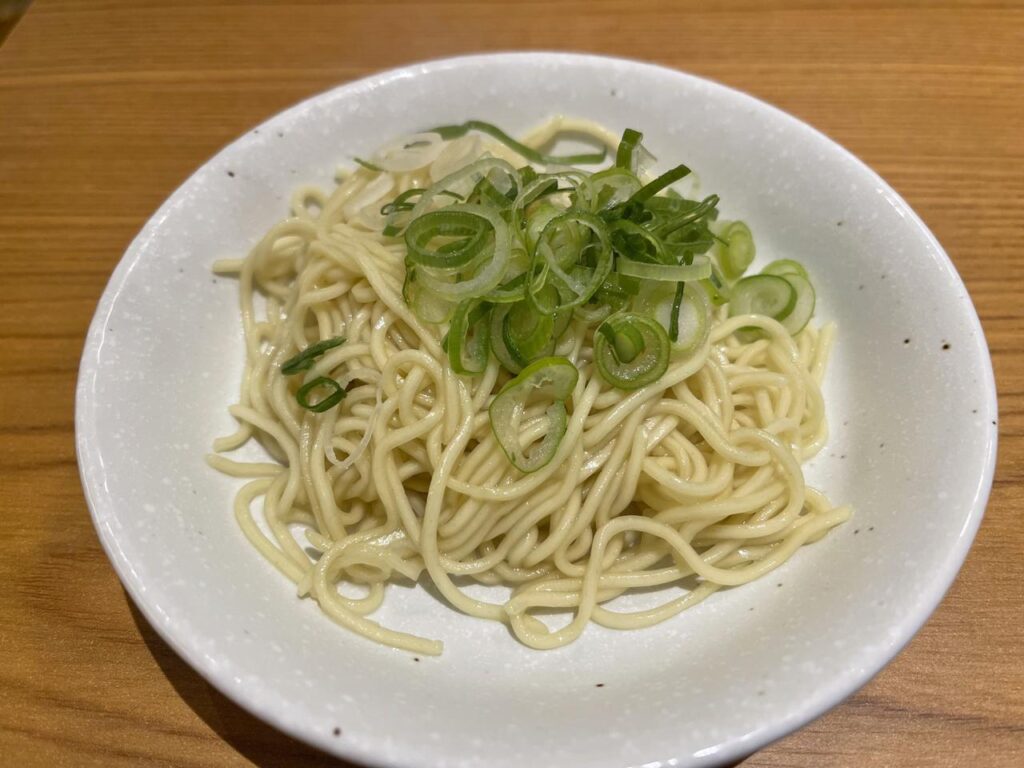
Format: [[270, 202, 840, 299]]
[[209, 118, 851, 656]]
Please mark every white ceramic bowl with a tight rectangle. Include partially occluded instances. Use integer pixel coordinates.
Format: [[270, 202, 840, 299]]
[[76, 53, 997, 767]]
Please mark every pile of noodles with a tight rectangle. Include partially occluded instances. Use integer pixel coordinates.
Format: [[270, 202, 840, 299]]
[[210, 118, 850, 655]]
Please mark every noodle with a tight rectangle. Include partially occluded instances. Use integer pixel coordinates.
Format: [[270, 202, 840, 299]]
[[210, 119, 851, 655]]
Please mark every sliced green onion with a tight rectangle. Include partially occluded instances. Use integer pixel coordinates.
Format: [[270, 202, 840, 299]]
[[447, 301, 492, 375], [550, 308, 573, 342], [663, 226, 716, 263], [778, 274, 816, 335], [407, 158, 520, 224], [668, 282, 686, 342], [519, 165, 540, 186], [489, 303, 522, 374], [523, 178, 561, 206], [404, 208, 493, 270], [616, 254, 712, 282], [654, 282, 710, 353], [761, 259, 810, 280], [469, 171, 520, 209], [430, 120, 606, 166], [503, 299, 555, 368], [662, 240, 703, 268], [523, 202, 566, 253], [483, 271, 528, 304], [597, 319, 644, 362], [609, 219, 668, 264], [627, 163, 692, 206], [573, 300, 614, 325], [719, 221, 756, 280], [488, 356, 579, 473], [701, 261, 732, 305], [615, 128, 644, 172], [575, 273, 633, 324], [296, 377, 346, 413], [511, 171, 589, 244], [416, 204, 512, 301], [593, 313, 670, 390], [608, 272, 641, 296], [754, 261, 815, 333], [281, 336, 346, 375], [404, 268, 455, 323], [381, 189, 464, 236], [573, 272, 636, 324], [728, 274, 797, 321], [528, 212, 612, 314], [381, 189, 425, 217], [381, 188, 462, 216], [587, 167, 643, 212], [654, 194, 720, 237], [381, 125, 798, 423]]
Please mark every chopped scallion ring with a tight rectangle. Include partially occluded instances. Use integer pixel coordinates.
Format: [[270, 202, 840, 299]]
[[719, 221, 756, 280], [616, 255, 712, 282], [778, 274, 816, 335], [594, 313, 670, 390], [728, 274, 797, 323], [415, 204, 512, 301], [430, 120, 607, 166], [615, 128, 645, 172], [404, 208, 493, 270], [654, 282, 710, 353], [761, 259, 810, 280], [488, 357, 579, 473], [447, 301, 492, 375], [503, 299, 555, 368], [489, 304, 523, 374], [295, 377, 346, 413], [627, 163, 692, 206], [281, 337, 346, 376], [528, 211, 613, 314]]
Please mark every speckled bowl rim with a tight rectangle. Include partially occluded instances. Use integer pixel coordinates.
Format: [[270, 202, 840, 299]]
[[76, 52, 997, 767]]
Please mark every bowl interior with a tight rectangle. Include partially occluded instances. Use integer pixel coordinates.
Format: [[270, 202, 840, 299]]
[[77, 53, 996, 768]]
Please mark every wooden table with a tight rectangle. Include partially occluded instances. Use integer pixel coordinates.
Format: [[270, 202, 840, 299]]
[[2, 1, 1022, 765]]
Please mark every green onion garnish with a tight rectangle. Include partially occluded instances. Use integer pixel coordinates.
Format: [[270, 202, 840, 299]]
[[719, 221, 756, 281], [627, 163, 692, 206], [411, 202, 512, 303], [382, 189, 464, 236], [728, 274, 797, 320], [653, 194, 720, 237], [405, 208, 493, 270], [503, 296, 555, 368], [280, 336, 346, 376], [761, 258, 810, 280], [616, 255, 712, 283], [615, 128, 645, 172], [668, 282, 686, 342], [702, 261, 732, 306], [429, 120, 607, 166], [528, 211, 612, 314], [488, 356, 579, 473], [295, 376, 346, 413], [368, 123, 811, 458], [483, 271, 529, 305], [593, 313, 670, 390], [447, 300, 492, 375], [587, 167, 643, 211], [489, 303, 525, 374]]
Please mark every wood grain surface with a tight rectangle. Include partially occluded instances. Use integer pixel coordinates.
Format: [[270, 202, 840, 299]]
[[1, 1, 1022, 766]]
